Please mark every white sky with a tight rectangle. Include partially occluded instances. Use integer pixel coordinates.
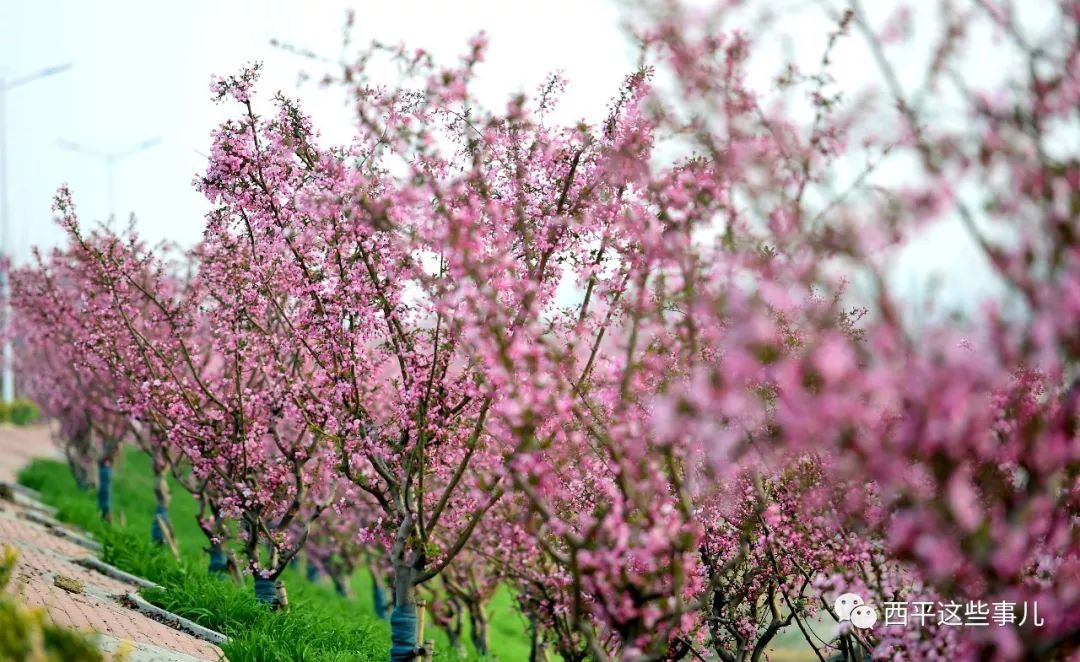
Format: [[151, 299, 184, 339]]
[[1, 0, 1050, 315], [0, 0, 632, 256]]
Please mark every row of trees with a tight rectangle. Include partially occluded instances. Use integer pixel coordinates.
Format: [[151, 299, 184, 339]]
[[7, 1, 1079, 659]]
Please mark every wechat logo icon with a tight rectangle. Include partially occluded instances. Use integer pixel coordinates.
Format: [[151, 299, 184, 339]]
[[834, 592, 879, 630]]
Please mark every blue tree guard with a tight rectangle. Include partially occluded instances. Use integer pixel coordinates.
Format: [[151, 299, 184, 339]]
[[97, 463, 112, 520], [373, 580, 388, 620], [254, 576, 278, 606], [389, 602, 418, 662], [208, 545, 229, 574], [150, 504, 170, 544]]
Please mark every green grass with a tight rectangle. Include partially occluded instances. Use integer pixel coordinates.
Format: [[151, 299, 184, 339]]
[[18, 446, 532, 661]]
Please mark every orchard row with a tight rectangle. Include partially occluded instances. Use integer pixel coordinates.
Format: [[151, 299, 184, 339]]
[[8, 3, 1080, 660]]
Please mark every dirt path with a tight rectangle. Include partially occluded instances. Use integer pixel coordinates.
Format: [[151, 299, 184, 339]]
[[0, 425, 225, 661]]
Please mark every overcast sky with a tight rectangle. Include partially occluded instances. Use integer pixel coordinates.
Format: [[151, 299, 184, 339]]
[[0, 0, 635, 257], [2, 0, 1047, 314]]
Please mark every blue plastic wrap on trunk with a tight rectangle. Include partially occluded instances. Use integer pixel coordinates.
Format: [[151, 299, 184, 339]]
[[254, 576, 277, 605], [97, 463, 112, 519], [150, 504, 170, 543], [389, 602, 418, 661], [374, 580, 388, 620]]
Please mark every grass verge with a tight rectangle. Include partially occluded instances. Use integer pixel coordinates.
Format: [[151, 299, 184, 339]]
[[18, 446, 531, 661]]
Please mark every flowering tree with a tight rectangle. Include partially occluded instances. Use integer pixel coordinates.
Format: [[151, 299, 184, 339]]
[[41, 192, 337, 605], [197, 52, 523, 654], [10, 313, 98, 491], [619, 0, 1080, 659], [303, 483, 385, 602], [9, 237, 135, 522]]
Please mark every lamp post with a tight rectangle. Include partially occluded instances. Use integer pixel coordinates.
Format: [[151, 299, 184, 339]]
[[57, 136, 161, 218], [0, 63, 72, 403]]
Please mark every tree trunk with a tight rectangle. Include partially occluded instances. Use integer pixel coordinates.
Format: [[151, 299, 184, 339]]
[[227, 551, 242, 583], [66, 449, 94, 492], [447, 599, 465, 657], [448, 624, 464, 656], [196, 496, 242, 582], [207, 542, 242, 583], [67, 421, 96, 491], [330, 567, 354, 599], [371, 566, 388, 619], [529, 614, 549, 662], [149, 456, 173, 545], [468, 600, 490, 657], [389, 562, 420, 662]]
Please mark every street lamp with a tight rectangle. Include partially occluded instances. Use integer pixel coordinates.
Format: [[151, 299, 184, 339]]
[[57, 136, 161, 218], [0, 62, 73, 403]]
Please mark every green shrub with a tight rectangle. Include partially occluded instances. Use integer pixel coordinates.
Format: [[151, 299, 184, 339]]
[[0, 398, 40, 426], [0, 544, 113, 661], [7, 398, 40, 426]]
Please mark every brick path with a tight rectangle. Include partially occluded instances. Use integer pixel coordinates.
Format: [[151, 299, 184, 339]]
[[0, 424, 225, 661]]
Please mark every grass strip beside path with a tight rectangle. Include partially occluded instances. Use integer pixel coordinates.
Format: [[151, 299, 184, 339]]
[[19, 447, 531, 661]]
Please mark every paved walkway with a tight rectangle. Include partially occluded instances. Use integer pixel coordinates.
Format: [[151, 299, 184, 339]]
[[0, 424, 225, 661], [0, 422, 62, 483]]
